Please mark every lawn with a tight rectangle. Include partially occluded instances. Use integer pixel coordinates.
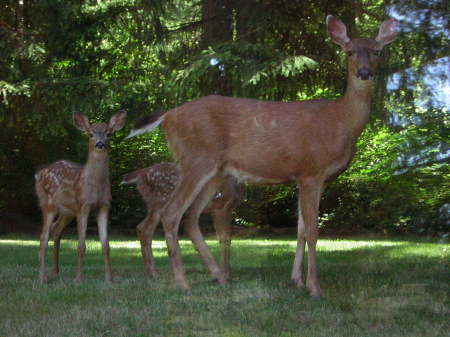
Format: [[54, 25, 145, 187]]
[[0, 234, 448, 337]]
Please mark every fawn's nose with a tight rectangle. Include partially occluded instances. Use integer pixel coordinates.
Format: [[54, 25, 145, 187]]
[[95, 141, 106, 149], [357, 67, 373, 80]]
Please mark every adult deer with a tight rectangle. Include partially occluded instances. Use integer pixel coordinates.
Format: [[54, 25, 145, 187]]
[[35, 111, 127, 283], [122, 162, 242, 280], [127, 15, 398, 296]]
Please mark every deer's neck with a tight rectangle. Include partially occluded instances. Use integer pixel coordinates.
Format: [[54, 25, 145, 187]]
[[84, 150, 110, 186], [340, 70, 374, 139]]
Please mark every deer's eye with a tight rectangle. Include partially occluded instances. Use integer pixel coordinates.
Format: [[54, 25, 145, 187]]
[[106, 133, 112, 138], [346, 51, 355, 57], [88, 133, 94, 138]]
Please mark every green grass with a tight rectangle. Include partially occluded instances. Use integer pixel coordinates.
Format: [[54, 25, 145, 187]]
[[0, 234, 448, 337]]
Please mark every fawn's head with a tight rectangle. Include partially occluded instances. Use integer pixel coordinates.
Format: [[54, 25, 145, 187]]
[[327, 15, 398, 80], [73, 111, 127, 152]]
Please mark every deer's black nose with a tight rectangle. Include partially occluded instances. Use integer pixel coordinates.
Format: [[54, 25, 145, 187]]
[[357, 67, 373, 80], [95, 141, 106, 149]]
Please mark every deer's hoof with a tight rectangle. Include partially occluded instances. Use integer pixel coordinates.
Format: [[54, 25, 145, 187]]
[[307, 283, 323, 298], [291, 278, 306, 289]]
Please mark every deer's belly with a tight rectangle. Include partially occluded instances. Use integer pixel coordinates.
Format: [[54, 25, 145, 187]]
[[224, 165, 287, 185]]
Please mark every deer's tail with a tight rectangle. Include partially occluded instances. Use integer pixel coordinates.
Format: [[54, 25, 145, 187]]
[[126, 111, 166, 139]]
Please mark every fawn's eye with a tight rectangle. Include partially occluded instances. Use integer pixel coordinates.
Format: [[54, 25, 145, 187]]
[[346, 51, 355, 56], [106, 133, 112, 138], [88, 133, 93, 138]]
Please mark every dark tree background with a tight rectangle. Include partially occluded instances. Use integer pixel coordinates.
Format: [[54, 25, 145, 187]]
[[0, 0, 448, 237]]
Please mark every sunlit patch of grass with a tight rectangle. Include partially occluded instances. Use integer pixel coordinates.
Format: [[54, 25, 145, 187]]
[[319, 238, 407, 250], [0, 234, 449, 337]]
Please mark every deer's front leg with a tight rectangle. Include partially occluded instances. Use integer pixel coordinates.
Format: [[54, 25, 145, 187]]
[[75, 205, 89, 283], [298, 178, 323, 297], [97, 206, 113, 283], [291, 197, 306, 288]]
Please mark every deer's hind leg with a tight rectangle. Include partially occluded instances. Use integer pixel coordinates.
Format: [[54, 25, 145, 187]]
[[161, 162, 219, 290], [39, 208, 57, 283], [51, 215, 74, 276], [182, 176, 227, 284]]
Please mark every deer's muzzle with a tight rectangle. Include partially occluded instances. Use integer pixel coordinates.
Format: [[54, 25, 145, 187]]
[[357, 67, 373, 80]]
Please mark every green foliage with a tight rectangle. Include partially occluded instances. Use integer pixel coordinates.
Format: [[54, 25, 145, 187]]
[[0, 80, 31, 104]]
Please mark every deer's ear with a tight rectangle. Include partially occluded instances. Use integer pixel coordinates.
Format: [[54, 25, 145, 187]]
[[327, 15, 350, 48], [108, 110, 127, 133], [375, 18, 398, 47], [73, 112, 90, 132]]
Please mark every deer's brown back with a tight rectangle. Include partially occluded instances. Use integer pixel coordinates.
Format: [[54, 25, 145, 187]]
[[164, 95, 355, 183]]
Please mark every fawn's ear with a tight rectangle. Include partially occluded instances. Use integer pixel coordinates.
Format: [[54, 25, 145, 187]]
[[326, 15, 350, 48], [108, 110, 127, 133], [73, 112, 90, 132], [375, 18, 399, 48]]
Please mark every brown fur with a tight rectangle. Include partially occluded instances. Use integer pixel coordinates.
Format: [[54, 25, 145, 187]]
[[36, 111, 126, 283]]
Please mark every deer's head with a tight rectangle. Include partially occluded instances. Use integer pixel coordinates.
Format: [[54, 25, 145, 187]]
[[73, 111, 127, 152], [327, 15, 398, 80]]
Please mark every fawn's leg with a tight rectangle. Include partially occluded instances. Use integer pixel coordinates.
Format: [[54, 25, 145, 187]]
[[51, 215, 73, 276], [137, 211, 161, 278], [39, 209, 56, 283], [97, 206, 113, 283], [75, 205, 89, 283]]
